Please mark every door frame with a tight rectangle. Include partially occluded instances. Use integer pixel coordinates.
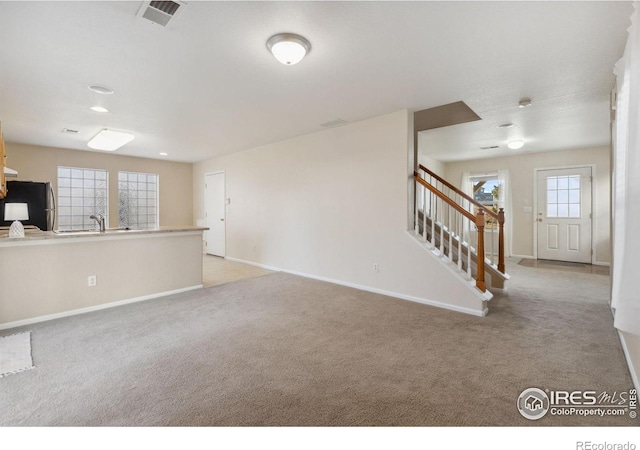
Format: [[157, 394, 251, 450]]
[[533, 164, 596, 264], [204, 170, 226, 257]]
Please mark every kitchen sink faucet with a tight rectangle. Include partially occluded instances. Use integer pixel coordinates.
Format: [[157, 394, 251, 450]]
[[89, 214, 106, 232]]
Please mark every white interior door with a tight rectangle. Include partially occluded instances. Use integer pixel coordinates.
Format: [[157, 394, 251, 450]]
[[536, 167, 592, 263], [205, 172, 225, 257]]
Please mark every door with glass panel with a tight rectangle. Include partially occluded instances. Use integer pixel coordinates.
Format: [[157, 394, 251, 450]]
[[536, 167, 592, 263]]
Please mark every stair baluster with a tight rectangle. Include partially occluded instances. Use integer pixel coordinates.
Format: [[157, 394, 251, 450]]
[[413, 168, 507, 293]]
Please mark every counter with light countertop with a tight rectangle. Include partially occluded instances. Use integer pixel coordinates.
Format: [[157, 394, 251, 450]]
[[0, 226, 208, 329]]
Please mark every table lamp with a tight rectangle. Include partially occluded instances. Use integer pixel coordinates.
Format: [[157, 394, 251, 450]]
[[5, 203, 29, 238]]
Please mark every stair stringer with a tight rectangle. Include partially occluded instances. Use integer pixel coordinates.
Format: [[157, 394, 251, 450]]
[[404, 230, 492, 316], [416, 211, 510, 290]]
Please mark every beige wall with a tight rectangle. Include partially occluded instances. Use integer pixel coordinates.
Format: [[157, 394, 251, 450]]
[[444, 146, 611, 263], [5, 142, 193, 228], [194, 110, 487, 315], [0, 232, 203, 327], [419, 154, 445, 179]]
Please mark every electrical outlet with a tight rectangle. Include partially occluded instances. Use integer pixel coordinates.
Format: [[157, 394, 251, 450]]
[[88, 275, 97, 287], [373, 263, 379, 272]]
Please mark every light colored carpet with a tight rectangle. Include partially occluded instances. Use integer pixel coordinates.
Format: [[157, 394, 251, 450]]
[[0, 259, 635, 426], [0, 332, 33, 378]]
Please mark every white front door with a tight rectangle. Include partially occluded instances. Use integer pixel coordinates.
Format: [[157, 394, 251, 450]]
[[204, 172, 225, 257], [536, 167, 592, 263]]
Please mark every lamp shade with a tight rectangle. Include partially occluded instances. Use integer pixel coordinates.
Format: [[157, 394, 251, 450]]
[[5, 203, 29, 221]]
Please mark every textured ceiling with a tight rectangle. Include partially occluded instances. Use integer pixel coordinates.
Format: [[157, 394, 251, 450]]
[[0, 1, 632, 163]]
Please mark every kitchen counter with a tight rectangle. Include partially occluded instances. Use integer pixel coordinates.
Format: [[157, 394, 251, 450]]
[[0, 226, 208, 329], [0, 226, 207, 246]]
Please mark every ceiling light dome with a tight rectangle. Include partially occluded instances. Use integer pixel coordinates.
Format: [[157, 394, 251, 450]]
[[507, 140, 525, 150], [267, 33, 311, 65]]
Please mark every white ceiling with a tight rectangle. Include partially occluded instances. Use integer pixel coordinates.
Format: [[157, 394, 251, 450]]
[[0, 1, 632, 163]]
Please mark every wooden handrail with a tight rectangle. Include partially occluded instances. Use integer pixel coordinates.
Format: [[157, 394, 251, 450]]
[[415, 171, 488, 292], [497, 208, 505, 273], [475, 209, 486, 292], [414, 165, 512, 293], [418, 164, 499, 220], [414, 172, 475, 221], [418, 164, 506, 275]]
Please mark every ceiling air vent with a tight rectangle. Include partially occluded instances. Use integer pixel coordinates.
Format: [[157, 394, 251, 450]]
[[137, 1, 184, 27], [480, 145, 499, 150], [321, 118, 348, 128]]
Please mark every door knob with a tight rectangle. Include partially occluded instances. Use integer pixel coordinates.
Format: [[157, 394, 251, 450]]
[[537, 218, 543, 222], [220, 218, 225, 221]]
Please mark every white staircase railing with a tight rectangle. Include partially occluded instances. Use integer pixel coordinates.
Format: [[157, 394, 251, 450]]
[[414, 166, 506, 293]]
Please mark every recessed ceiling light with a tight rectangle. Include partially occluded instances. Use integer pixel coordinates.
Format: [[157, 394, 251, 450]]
[[266, 33, 311, 65], [507, 140, 525, 150], [497, 123, 514, 128], [90, 106, 109, 113], [518, 98, 532, 108], [88, 85, 114, 95], [159, 152, 168, 156], [88, 129, 135, 151]]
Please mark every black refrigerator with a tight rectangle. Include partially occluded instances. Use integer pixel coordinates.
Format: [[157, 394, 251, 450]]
[[0, 181, 56, 231]]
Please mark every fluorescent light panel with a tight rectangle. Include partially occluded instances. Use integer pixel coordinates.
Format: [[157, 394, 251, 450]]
[[88, 129, 135, 151]]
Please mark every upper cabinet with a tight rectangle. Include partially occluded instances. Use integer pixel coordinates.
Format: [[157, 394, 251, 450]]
[[0, 122, 6, 199]]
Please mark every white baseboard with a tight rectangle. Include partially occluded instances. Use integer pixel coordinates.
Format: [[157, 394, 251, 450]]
[[0, 285, 203, 331], [224, 254, 487, 317], [224, 256, 281, 272], [594, 261, 611, 267], [510, 254, 535, 260], [283, 268, 488, 317], [618, 331, 640, 392]]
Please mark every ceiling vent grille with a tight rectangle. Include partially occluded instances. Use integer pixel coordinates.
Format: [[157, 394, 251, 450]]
[[321, 118, 348, 128], [138, 1, 184, 27]]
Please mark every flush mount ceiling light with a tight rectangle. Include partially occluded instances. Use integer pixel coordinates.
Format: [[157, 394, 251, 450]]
[[88, 85, 114, 95], [90, 106, 109, 113], [88, 129, 135, 151], [159, 152, 168, 156], [266, 33, 311, 65], [507, 140, 525, 150], [518, 98, 532, 108]]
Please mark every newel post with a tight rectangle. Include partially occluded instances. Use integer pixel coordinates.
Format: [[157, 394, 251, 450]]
[[475, 209, 486, 292], [498, 208, 505, 274]]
